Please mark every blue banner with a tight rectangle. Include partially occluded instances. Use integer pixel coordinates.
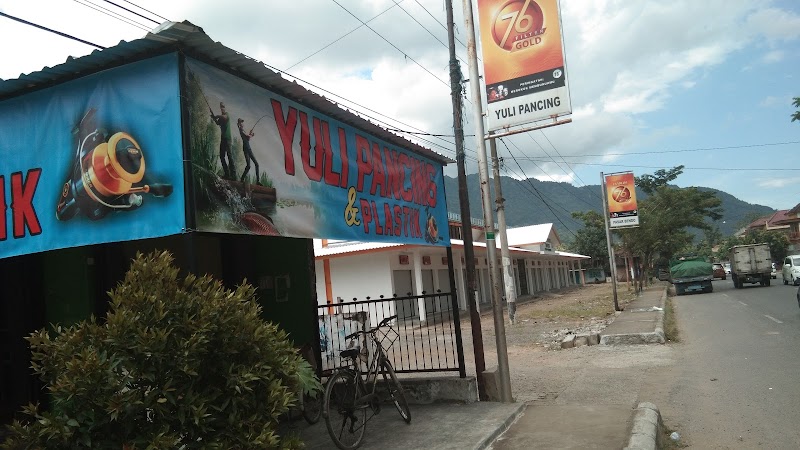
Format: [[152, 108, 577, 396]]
[[0, 54, 185, 259], [185, 59, 449, 246]]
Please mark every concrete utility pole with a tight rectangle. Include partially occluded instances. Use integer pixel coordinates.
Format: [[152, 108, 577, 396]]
[[600, 172, 621, 311], [444, 0, 487, 400], [462, 0, 513, 402], [490, 138, 516, 324]]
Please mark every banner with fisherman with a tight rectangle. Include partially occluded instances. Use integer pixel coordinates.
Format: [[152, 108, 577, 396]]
[[185, 59, 450, 246]]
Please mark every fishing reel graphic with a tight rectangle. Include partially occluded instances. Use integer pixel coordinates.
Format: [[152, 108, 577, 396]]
[[56, 108, 173, 221]]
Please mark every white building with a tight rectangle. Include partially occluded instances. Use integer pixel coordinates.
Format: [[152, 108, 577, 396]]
[[314, 216, 590, 321]]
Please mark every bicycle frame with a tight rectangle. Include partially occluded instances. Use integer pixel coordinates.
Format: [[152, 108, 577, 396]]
[[345, 332, 391, 410], [323, 314, 410, 449]]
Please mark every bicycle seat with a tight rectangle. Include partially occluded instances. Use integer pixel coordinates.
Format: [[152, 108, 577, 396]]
[[340, 347, 361, 359]]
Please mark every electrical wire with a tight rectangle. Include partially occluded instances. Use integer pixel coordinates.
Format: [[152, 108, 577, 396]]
[[389, 0, 468, 66], [539, 162, 800, 171], [0, 11, 105, 49], [329, 0, 449, 87], [500, 148, 580, 238], [101, 0, 160, 25], [285, 2, 401, 71], [501, 138, 599, 210], [72, 0, 152, 32], [513, 140, 800, 160], [120, 0, 169, 22]]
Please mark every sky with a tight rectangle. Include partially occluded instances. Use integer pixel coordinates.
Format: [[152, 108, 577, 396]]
[[1, 0, 799, 216]]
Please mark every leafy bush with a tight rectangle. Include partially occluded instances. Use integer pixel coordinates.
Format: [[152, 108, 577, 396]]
[[3, 251, 313, 449]]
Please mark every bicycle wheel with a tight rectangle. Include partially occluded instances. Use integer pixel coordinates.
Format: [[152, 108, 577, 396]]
[[381, 359, 411, 424], [324, 370, 367, 449], [302, 389, 322, 424]]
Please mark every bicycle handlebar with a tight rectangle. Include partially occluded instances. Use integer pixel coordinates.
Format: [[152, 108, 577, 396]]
[[344, 315, 398, 341]]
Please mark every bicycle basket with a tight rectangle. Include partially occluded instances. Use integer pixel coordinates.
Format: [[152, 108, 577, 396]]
[[374, 323, 400, 353]]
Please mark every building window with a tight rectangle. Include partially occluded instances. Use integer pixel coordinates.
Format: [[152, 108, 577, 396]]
[[449, 224, 463, 240]]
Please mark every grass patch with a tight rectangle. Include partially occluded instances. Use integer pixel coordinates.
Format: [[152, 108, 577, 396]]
[[663, 295, 680, 342], [538, 302, 615, 319]]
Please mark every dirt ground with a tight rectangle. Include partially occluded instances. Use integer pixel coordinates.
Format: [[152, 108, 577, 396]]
[[467, 281, 644, 352]]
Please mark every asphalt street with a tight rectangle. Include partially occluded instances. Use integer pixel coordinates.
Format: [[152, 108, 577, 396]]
[[641, 274, 800, 449]]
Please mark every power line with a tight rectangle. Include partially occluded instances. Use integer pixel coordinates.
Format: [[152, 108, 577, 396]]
[[389, 0, 468, 66], [101, 0, 160, 25], [120, 0, 169, 22], [500, 145, 580, 238], [537, 130, 597, 195], [285, 2, 401, 71], [412, 0, 468, 50], [72, 0, 152, 32], [0, 11, 105, 49], [256, 59, 475, 160], [501, 138, 599, 210], [329, 0, 449, 87], [514, 140, 800, 160], [527, 162, 800, 171]]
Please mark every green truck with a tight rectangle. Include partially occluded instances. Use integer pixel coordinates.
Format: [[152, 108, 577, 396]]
[[669, 256, 714, 295]]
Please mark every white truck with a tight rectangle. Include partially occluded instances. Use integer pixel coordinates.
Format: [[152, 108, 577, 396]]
[[728, 243, 772, 289]]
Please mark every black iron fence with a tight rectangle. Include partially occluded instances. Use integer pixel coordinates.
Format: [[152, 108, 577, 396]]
[[316, 291, 465, 377]]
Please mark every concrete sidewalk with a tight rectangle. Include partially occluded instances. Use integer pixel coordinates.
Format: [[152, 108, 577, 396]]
[[296, 401, 524, 450], [297, 286, 669, 450], [601, 287, 667, 345]]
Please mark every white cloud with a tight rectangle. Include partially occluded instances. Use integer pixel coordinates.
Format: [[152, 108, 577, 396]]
[[759, 96, 782, 107], [2, 0, 799, 209], [762, 50, 785, 63], [757, 178, 795, 188]]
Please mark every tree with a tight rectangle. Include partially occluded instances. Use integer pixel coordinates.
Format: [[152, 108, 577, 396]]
[[617, 166, 722, 283], [635, 165, 685, 195], [3, 251, 317, 449], [742, 229, 790, 264], [792, 97, 800, 122], [567, 210, 609, 271]]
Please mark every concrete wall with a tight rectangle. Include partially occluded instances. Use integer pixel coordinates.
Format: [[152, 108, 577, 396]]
[[317, 252, 393, 304]]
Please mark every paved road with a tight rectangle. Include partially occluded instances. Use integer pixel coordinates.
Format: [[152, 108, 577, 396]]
[[642, 275, 800, 449]]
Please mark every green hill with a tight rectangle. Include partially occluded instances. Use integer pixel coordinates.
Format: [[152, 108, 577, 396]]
[[443, 174, 775, 242]]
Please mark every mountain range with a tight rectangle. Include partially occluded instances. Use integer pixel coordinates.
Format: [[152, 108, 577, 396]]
[[442, 174, 775, 243]]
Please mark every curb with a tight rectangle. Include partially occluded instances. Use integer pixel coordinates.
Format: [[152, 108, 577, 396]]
[[624, 402, 662, 450], [474, 402, 526, 450], [600, 289, 667, 345]]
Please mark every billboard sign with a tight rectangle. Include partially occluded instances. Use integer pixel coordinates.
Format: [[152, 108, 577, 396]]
[[0, 55, 185, 259], [605, 172, 639, 228], [185, 59, 450, 246], [477, 0, 572, 131]]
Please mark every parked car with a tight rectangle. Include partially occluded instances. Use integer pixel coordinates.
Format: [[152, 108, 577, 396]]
[[712, 263, 726, 280], [782, 255, 800, 286], [772, 263, 777, 279]]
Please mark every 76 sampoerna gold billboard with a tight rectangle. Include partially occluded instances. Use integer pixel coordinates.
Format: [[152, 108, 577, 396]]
[[477, 0, 572, 131]]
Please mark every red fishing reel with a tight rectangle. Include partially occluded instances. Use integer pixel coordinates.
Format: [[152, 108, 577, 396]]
[[56, 108, 172, 221]]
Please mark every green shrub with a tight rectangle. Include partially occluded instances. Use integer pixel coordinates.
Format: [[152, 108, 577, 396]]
[[3, 250, 312, 449]]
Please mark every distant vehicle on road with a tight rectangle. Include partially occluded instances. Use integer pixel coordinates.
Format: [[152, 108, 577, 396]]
[[670, 256, 713, 295], [772, 263, 777, 279], [723, 262, 731, 274], [728, 243, 772, 288], [712, 263, 726, 280], [783, 255, 800, 286]]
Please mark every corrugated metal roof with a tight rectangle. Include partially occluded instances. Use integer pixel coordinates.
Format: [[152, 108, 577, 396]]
[[315, 241, 407, 257], [315, 237, 589, 259], [0, 21, 452, 165]]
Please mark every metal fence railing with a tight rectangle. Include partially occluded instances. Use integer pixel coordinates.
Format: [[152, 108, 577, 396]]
[[316, 292, 465, 377]]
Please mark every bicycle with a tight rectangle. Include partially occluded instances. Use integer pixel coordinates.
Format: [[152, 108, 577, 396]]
[[322, 314, 411, 449]]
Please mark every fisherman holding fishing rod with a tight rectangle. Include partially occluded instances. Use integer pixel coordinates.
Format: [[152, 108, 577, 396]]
[[237, 117, 261, 184], [209, 101, 234, 179]]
